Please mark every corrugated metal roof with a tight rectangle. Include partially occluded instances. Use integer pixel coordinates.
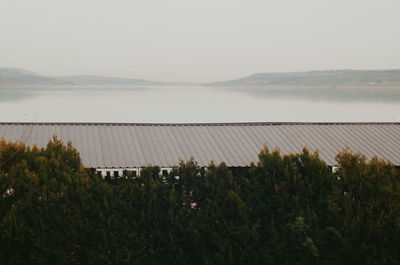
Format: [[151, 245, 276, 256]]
[[0, 122, 399, 167]]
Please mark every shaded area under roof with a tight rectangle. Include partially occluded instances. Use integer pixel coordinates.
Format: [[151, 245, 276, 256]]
[[0, 122, 399, 167]]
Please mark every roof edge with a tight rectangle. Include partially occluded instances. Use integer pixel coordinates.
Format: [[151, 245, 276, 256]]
[[0, 121, 399, 126]]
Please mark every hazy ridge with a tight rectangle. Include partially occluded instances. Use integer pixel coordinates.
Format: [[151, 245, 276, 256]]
[[213, 69, 400, 87], [0, 68, 163, 86], [2, 68, 400, 87]]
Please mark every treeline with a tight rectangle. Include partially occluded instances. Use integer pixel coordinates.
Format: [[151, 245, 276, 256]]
[[0, 138, 399, 265]]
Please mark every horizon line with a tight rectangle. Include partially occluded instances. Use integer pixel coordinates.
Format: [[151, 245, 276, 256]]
[[2, 67, 400, 84]]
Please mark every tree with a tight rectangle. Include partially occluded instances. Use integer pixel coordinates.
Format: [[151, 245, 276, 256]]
[[1, 139, 399, 265], [331, 150, 400, 265]]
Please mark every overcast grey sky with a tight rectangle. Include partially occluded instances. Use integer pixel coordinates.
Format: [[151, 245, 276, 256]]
[[1, 0, 399, 82]]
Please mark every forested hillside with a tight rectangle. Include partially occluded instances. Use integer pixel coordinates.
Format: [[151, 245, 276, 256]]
[[4, 68, 400, 88], [215, 70, 400, 87], [0, 68, 159, 86], [0, 139, 399, 265], [0, 68, 65, 86]]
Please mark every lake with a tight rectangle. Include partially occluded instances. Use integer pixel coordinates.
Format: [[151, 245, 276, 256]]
[[0, 85, 400, 122]]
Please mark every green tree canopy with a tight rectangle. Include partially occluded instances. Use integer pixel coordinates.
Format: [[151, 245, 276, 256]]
[[0, 140, 399, 265]]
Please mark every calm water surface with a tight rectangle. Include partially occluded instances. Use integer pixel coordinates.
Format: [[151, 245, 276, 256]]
[[0, 85, 399, 122]]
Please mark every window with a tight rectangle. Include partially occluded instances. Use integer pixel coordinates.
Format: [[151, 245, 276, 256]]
[[106, 171, 111, 178], [162, 169, 169, 177], [114, 171, 119, 178], [131, 170, 137, 177]]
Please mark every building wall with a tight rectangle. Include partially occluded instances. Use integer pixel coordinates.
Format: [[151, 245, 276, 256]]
[[95, 167, 173, 178]]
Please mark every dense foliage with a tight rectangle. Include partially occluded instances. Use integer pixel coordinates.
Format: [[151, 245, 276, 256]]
[[0, 139, 399, 265]]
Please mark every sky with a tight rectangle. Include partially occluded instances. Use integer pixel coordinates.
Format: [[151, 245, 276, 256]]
[[1, 0, 400, 82]]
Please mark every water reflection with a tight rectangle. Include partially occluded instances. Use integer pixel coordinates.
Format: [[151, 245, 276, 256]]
[[0, 85, 399, 122], [0, 86, 152, 103], [2, 85, 400, 104], [0, 90, 36, 102], [226, 86, 400, 103]]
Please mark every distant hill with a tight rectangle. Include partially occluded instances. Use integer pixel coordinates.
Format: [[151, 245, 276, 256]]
[[3, 68, 400, 87], [213, 70, 400, 87], [0, 68, 162, 86], [53, 75, 159, 86], [0, 68, 64, 86]]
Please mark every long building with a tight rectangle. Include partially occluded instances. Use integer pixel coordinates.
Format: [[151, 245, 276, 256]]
[[0, 122, 399, 176]]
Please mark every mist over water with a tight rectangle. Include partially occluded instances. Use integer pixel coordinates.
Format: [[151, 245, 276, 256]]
[[0, 86, 399, 123]]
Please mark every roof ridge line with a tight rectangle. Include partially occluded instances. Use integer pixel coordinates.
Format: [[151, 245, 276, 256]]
[[0, 122, 399, 126]]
